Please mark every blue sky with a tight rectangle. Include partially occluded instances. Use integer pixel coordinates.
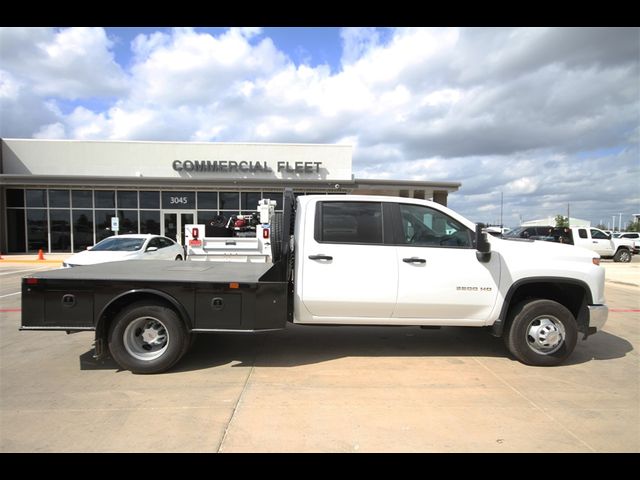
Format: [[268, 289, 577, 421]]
[[0, 27, 638, 228]]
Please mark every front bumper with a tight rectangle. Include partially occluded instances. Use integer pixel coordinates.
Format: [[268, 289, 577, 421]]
[[588, 304, 609, 331]]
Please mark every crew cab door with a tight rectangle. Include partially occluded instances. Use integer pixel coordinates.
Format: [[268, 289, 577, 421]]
[[392, 203, 500, 322], [588, 228, 614, 256], [300, 200, 397, 319]]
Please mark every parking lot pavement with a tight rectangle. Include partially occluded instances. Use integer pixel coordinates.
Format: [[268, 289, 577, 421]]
[[1, 263, 638, 452]]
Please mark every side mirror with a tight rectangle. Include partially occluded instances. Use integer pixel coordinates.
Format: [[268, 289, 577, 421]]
[[476, 223, 492, 263], [146, 246, 158, 252]]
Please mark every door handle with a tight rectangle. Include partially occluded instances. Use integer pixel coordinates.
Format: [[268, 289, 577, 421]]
[[308, 254, 333, 261], [403, 257, 426, 264]]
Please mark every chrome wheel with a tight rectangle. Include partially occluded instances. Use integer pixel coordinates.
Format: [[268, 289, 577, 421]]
[[619, 251, 631, 262], [123, 316, 169, 361], [526, 315, 566, 355]]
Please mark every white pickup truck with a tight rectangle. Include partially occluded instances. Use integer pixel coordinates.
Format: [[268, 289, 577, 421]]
[[545, 227, 634, 262], [21, 191, 609, 373]]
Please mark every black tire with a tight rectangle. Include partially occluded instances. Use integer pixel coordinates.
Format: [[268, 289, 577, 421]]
[[108, 301, 188, 374], [271, 212, 283, 262], [175, 255, 183, 261], [613, 249, 632, 263], [504, 299, 578, 366]]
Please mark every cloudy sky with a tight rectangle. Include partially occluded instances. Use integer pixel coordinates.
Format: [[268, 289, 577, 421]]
[[1, 27, 638, 228]]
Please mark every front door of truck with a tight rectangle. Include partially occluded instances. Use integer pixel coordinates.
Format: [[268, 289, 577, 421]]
[[392, 203, 500, 322], [589, 229, 614, 256], [300, 200, 398, 320]]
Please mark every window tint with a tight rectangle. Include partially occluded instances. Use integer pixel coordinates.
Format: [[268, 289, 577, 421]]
[[591, 229, 608, 240], [49, 190, 70, 208], [72, 190, 93, 208], [6, 189, 24, 207], [399, 203, 471, 248], [622, 233, 639, 239], [117, 191, 138, 209], [147, 238, 161, 249], [26, 190, 46, 207], [578, 229, 588, 239], [319, 202, 383, 244], [139, 191, 160, 209], [158, 237, 175, 248], [197, 192, 218, 209], [95, 191, 115, 208], [219, 192, 240, 210]]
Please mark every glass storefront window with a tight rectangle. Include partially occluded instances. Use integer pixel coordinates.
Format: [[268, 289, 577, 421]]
[[27, 209, 48, 251], [49, 190, 70, 208], [6, 189, 24, 207], [95, 191, 115, 208], [72, 190, 93, 208], [241, 192, 262, 211], [140, 191, 160, 209], [95, 210, 116, 241], [117, 191, 138, 209], [7, 209, 26, 252], [50, 210, 71, 252], [118, 210, 139, 234], [140, 210, 161, 234], [197, 192, 218, 209], [219, 192, 239, 211], [26, 190, 47, 207], [263, 192, 283, 210], [73, 210, 94, 250]]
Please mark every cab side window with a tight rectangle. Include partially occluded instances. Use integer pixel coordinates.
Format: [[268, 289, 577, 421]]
[[398, 204, 471, 248], [317, 202, 383, 244], [590, 229, 608, 240]]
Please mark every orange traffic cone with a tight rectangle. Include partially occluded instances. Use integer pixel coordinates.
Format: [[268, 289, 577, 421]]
[[38, 249, 45, 260]]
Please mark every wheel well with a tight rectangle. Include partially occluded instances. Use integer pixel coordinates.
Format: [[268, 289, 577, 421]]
[[95, 292, 190, 354], [495, 280, 590, 337]]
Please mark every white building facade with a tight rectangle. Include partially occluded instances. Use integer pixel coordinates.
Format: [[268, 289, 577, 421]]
[[1, 138, 460, 253]]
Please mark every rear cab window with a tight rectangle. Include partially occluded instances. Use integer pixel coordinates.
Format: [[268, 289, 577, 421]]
[[315, 201, 383, 244]]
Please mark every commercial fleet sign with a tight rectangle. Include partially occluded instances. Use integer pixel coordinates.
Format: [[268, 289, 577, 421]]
[[172, 160, 323, 174]]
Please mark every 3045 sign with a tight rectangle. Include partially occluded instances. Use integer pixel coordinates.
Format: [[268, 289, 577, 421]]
[[162, 192, 194, 209]]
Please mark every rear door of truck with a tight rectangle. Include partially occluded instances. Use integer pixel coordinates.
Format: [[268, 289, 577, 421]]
[[299, 199, 398, 318]]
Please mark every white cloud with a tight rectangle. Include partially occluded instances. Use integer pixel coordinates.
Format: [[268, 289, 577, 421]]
[[0, 27, 637, 227]]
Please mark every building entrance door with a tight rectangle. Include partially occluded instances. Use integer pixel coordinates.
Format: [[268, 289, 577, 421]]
[[162, 211, 195, 246]]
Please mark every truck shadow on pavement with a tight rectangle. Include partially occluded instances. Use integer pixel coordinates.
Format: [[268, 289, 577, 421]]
[[80, 324, 634, 373]]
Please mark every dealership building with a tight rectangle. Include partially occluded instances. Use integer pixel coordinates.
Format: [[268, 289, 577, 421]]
[[0, 138, 460, 254]]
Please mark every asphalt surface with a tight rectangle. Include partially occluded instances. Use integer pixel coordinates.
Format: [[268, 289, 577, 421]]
[[1, 259, 638, 452]]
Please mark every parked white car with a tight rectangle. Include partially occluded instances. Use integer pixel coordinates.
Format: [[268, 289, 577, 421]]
[[63, 234, 184, 267]]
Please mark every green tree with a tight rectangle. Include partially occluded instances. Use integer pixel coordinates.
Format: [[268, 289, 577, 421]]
[[595, 223, 607, 230], [625, 219, 640, 232], [555, 215, 569, 228]]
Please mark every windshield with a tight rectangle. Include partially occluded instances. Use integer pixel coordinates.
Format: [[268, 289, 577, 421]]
[[504, 227, 526, 237], [91, 237, 146, 251]]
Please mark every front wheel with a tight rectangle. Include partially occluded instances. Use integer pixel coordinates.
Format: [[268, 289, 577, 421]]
[[108, 302, 188, 374], [504, 299, 577, 366], [613, 249, 632, 263]]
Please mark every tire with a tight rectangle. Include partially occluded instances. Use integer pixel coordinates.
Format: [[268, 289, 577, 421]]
[[504, 299, 578, 366], [108, 302, 188, 374], [271, 212, 283, 262], [175, 255, 183, 261], [613, 249, 632, 263]]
